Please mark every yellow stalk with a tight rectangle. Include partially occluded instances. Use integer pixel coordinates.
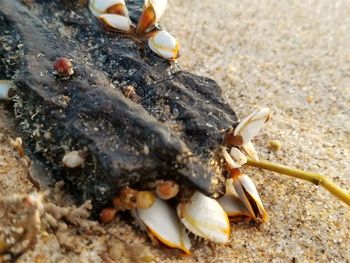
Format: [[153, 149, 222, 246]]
[[245, 159, 350, 207]]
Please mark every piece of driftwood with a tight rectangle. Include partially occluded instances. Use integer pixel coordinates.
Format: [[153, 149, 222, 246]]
[[0, 0, 237, 214]]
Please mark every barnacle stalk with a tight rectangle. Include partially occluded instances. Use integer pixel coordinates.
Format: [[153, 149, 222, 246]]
[[245, 159, 350, 207]]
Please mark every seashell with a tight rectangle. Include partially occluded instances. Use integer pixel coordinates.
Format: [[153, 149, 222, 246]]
[[148, 30, 180, 60], [177, 191, 230, 243]]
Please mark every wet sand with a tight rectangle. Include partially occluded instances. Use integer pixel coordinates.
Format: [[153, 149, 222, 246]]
[[1, 0, 350, 262]]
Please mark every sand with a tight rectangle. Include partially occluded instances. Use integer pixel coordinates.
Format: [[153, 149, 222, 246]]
[[1, 0, 350, 262]]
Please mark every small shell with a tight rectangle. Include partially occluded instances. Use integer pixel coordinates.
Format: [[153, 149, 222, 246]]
[[89, 0, 128, 17], [62, 151, 85, 168], [99, 14, 132, 32], [177, 191, 230, 243], [148, 30, 180, 60], [136, 197, 191, 254], [234, 108, 270, 144], [0, 80, 12, 101]]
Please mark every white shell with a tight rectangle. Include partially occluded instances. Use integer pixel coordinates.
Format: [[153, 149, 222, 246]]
[[89, 0, 127, 17], [218, 194, 251, 218], [222, 147, 241, 168], [241, 141, 259, 161], [62, 151, 85, 168], [136, 197, 191, 254], [99, 14, 132, 32], [234, 108, 270, 144], [231, 173, 267, 222], [148, 30, 180, 60], [177, 191, 230, 243], [146, 0, 168, 21], [0, 80, 12, 100]]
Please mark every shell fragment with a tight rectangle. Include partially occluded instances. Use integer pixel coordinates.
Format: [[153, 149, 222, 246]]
[[177, 191, 230, 243], [136, 197, 191, 254], [148, 30, 180, 60]]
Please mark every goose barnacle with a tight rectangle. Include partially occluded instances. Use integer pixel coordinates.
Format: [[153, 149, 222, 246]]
[[177, 191, 230, 244], [148, 30, 180, 60], [135, 197, 192, 254], [99, 14, 132, 32], [136, 0, 168, 33], [89, 0, 129, 17]]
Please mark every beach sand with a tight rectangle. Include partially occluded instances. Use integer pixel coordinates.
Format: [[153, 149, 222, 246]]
[[1, 0, 350, 262]]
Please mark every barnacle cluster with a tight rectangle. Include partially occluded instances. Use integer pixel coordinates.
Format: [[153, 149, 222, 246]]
[[89, 0, 180, 60], [99, 108, 272, 254]]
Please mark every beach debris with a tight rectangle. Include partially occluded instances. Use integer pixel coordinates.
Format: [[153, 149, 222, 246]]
[[2, 0, 350, 257]]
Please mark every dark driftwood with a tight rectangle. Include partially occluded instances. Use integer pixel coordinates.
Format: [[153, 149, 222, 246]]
[[0, 0, 237, 213]]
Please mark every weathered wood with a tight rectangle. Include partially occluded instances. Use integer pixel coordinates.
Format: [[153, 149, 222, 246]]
[[0, 0, 237, 213]]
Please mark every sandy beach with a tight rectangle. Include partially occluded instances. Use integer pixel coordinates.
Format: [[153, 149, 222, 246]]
[[1, 0, 350, 262]]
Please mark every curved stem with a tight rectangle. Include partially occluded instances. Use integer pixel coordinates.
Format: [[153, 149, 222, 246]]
[[245, 159, 350, 207]]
